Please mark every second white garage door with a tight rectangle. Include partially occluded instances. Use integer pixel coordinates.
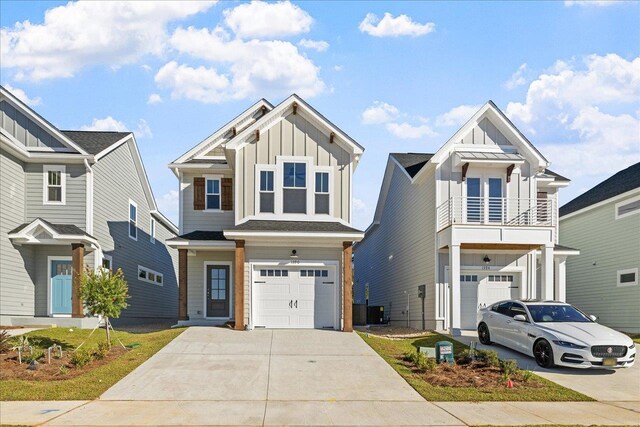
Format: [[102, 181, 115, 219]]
[[252, 265, 337, 329]]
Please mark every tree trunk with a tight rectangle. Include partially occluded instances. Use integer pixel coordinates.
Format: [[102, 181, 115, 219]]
[[105, 317, 111, 349]]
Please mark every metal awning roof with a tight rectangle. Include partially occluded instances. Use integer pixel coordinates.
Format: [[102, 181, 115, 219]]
[[456, 151, 525, 163]]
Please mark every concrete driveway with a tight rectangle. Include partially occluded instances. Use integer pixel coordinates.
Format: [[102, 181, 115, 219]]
[[45, 327, 463, 426], [456, 332, 640, 402]]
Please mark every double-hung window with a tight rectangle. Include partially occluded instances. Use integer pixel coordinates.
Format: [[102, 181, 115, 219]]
[[206, 177, 221, 210], [315, 171, 330, 214], [43, 165, 65, 204], [259, 170, 275, 213], [129, 201, 138, 240], [283, 162, 306, 214]]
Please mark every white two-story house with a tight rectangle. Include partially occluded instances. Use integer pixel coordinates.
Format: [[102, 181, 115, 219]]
[[167, 95, 365, 331], [353, 101, 577, 335]]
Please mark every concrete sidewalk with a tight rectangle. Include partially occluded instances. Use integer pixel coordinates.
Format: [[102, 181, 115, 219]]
[[1, 400, 639, 426]]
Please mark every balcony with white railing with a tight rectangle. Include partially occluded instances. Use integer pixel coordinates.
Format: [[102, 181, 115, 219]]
[[437, 197, 556, 231]]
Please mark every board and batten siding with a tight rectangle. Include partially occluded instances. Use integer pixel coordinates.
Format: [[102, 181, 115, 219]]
[[237, 113, 351, 223], [0, 100, 66, 149], [354, 164, 437, 329], [185, 251, 235, 319], [181, 170, 235, 234], [0, 148, 36, 316], [561, 196, 640, 332], [92, 140, 178, 319], [24, 163, 86, 227]]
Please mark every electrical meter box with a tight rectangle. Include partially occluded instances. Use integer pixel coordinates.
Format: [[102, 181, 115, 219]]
[[435, 341, 454, 364], [418, 284, 426, 299]]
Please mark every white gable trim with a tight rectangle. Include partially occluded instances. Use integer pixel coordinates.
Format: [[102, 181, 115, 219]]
[[172, 99, 273, 165], [226, 95, 365, 158], [0, 133, 91, 163], [8, 219, 99, 248], [0, 86, 89, 155]]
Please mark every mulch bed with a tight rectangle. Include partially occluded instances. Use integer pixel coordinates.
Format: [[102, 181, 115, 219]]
[[0, 347, 126, 381], [402, 358, 544, 390]]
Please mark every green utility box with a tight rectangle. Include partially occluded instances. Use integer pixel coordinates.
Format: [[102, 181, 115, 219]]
[[435, 341, 454, 364]]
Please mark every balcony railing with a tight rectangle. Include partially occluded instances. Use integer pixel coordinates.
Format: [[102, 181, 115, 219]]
[[437, 197, 556, 231]]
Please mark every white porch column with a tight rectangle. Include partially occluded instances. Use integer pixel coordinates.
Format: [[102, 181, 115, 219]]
[[449, 244, 461, 336], [541, 244, 554, 300], [528, 251, 537, 299], [554, 256, 567, 302]]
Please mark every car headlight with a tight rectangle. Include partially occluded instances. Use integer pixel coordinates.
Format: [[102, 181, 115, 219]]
[[630, 343, 636, 350], [552, 340, 588, 349]]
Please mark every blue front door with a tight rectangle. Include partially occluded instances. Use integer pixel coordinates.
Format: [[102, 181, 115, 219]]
[[51, 260, 73, 315]]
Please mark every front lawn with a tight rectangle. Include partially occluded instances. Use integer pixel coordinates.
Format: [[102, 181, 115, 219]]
[[359, 332, 592, 402], [0, 327, 184, 401]]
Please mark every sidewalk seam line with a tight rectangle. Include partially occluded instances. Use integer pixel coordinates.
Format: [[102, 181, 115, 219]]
[[262, 330, 274, 427]]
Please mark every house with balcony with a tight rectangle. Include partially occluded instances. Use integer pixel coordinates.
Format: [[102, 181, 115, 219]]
[[560, 162, 640, 333], [166, 95, 364, 330], [353, 101, 577, 335], [0, 85, 179, 328]]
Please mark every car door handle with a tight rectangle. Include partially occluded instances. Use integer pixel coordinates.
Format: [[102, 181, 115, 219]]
[[506, 320, 512, 324]]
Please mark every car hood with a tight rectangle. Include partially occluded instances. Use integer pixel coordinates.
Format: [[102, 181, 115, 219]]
[[535, 322, 634, 346]]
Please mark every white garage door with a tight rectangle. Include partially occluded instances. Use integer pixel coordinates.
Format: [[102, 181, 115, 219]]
[[460, 274, 479, 330], [478, 274, 519, 309], [253, 265, 336, 329]]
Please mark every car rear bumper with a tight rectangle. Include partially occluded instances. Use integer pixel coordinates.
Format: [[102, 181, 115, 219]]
[[554, 346, 636, 369]]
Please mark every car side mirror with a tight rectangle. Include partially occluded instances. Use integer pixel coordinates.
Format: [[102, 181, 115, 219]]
[[589, 315, 597, 322], [513, 314, 527, 322]]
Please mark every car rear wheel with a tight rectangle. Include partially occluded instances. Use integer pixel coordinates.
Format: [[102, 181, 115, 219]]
[[478, 323, 492, 345], [533, 339, 555, 368]]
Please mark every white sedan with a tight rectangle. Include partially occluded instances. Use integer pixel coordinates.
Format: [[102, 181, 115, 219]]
[[477, 300, 636, 369]]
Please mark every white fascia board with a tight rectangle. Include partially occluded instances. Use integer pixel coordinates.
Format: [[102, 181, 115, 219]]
[[227, 95, 364, 157], [223, 230, 364, 242], [166, 240, 235, 249], [8, 219, 99, 247], [1, 133, 92, 163], [172, 99, 273, 164], [0, 87, 88, 155], [560, 187, 640, 221], [150, 210, 179, 235], [124, 135, 157, 211], [93, 134, 133, 160]]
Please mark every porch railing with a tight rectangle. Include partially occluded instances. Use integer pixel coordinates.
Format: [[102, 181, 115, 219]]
[[437, 197, 556, 231]]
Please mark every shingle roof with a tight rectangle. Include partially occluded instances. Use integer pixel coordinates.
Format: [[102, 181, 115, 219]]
[[544, 169, 570, 182], [9, 218, 96, 239], [555, 244, 579, 252], [61, 131, 131, 155], [172, 230, 228, 241], [560, 162, 640, 217], [390, 153, 434, 178], [228, 220, 362, 233]]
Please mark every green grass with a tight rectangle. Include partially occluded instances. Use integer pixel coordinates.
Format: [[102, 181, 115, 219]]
[[0, 327, 185, 401], [358, 332, 593, 402]]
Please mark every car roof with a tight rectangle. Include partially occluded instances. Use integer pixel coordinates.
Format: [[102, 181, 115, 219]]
[[494, 299, 569, 305]]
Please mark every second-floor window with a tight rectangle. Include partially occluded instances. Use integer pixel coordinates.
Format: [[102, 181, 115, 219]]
[[259, 170, 274, 213], [43, 165, 65, 204], [283, 162, 306, 214], [150, 217, 156, 243], [129, 201, 137, 240], [206, 178, 221, 210], [315, 171, 330, 214]]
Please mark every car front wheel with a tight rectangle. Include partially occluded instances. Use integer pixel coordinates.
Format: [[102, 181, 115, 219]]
[[533, 339, 555, 368], [478, 323, 492, 345]]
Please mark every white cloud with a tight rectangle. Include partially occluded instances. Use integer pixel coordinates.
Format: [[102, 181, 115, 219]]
[[435, 104, 481, 127], [2, 83, 41, 106], [157, 190, 179, 224], [333, 65, 343, 72], [361, 101, 400, 124], [163, 26, 325, 102], [353, 198, 367, 212], [81, 116, 129, 132], [80, 116, 152, 139], [147, 93, 163, 104], [0, 1, 215, 81], [386, 122, 437, 139], [298, 39, 329, 52], [504, 63, 528, 90], [223, 1, 312, 38], [359, 12, 435, 37], [564, 0, 622, 6]]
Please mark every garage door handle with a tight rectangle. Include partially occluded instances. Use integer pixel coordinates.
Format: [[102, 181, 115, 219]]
[[289, 300, 292, 308], [294, 300, 298, 308]]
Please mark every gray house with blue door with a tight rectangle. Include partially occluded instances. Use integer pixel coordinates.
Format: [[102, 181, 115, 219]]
[[0, 85, 179, 327]]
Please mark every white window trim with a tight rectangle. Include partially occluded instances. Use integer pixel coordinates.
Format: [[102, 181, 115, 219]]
[[314, 166, 333, 216], [617, 268, 638, 287], [255, 165, 276, 214], [43, 165, 66, 205], [138, 265, 164, 286], [150, 216, 156, 244], [128, 200, 138, 241], [102, 254, 113, 270], [204, 174, 223, 212], [615, 194, 640, 220]]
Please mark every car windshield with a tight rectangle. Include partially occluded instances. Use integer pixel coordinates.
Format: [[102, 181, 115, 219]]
[[526, 304, 592, 323]]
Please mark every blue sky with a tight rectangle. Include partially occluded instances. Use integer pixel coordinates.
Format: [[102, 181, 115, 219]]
[[1, 1, 639, 230]]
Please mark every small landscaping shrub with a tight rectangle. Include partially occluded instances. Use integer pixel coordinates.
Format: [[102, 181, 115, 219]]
[[499, 359, 519, 377], [70, 348, 94, 368], [93, 342, 110, 360], [13, 335, 30, 352], [0, 329, 10, 354], [24, 349, 44, 364], [521, 369, 534, 383], [58, 365, 69, 376], [403, 351, 414, 362], [456, 349, 473, 365], [476, 349, 500, 367], [406, 350, 437, 372]]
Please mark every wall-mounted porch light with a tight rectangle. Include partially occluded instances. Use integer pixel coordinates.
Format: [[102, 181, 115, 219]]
[[290, 249, 298, 259], [483, 255, 491, 264]]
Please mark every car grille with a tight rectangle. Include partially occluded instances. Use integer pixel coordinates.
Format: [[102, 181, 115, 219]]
[[591, 345, 627, 358]]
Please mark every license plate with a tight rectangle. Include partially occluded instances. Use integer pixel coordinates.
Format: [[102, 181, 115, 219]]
[[603, 358, 617, 366]]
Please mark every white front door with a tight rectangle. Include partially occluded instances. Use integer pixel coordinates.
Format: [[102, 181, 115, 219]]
[[253, 265, 336, 329]]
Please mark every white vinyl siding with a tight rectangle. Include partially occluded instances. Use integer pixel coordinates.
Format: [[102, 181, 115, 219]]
[[43, 165, 65, 205]]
